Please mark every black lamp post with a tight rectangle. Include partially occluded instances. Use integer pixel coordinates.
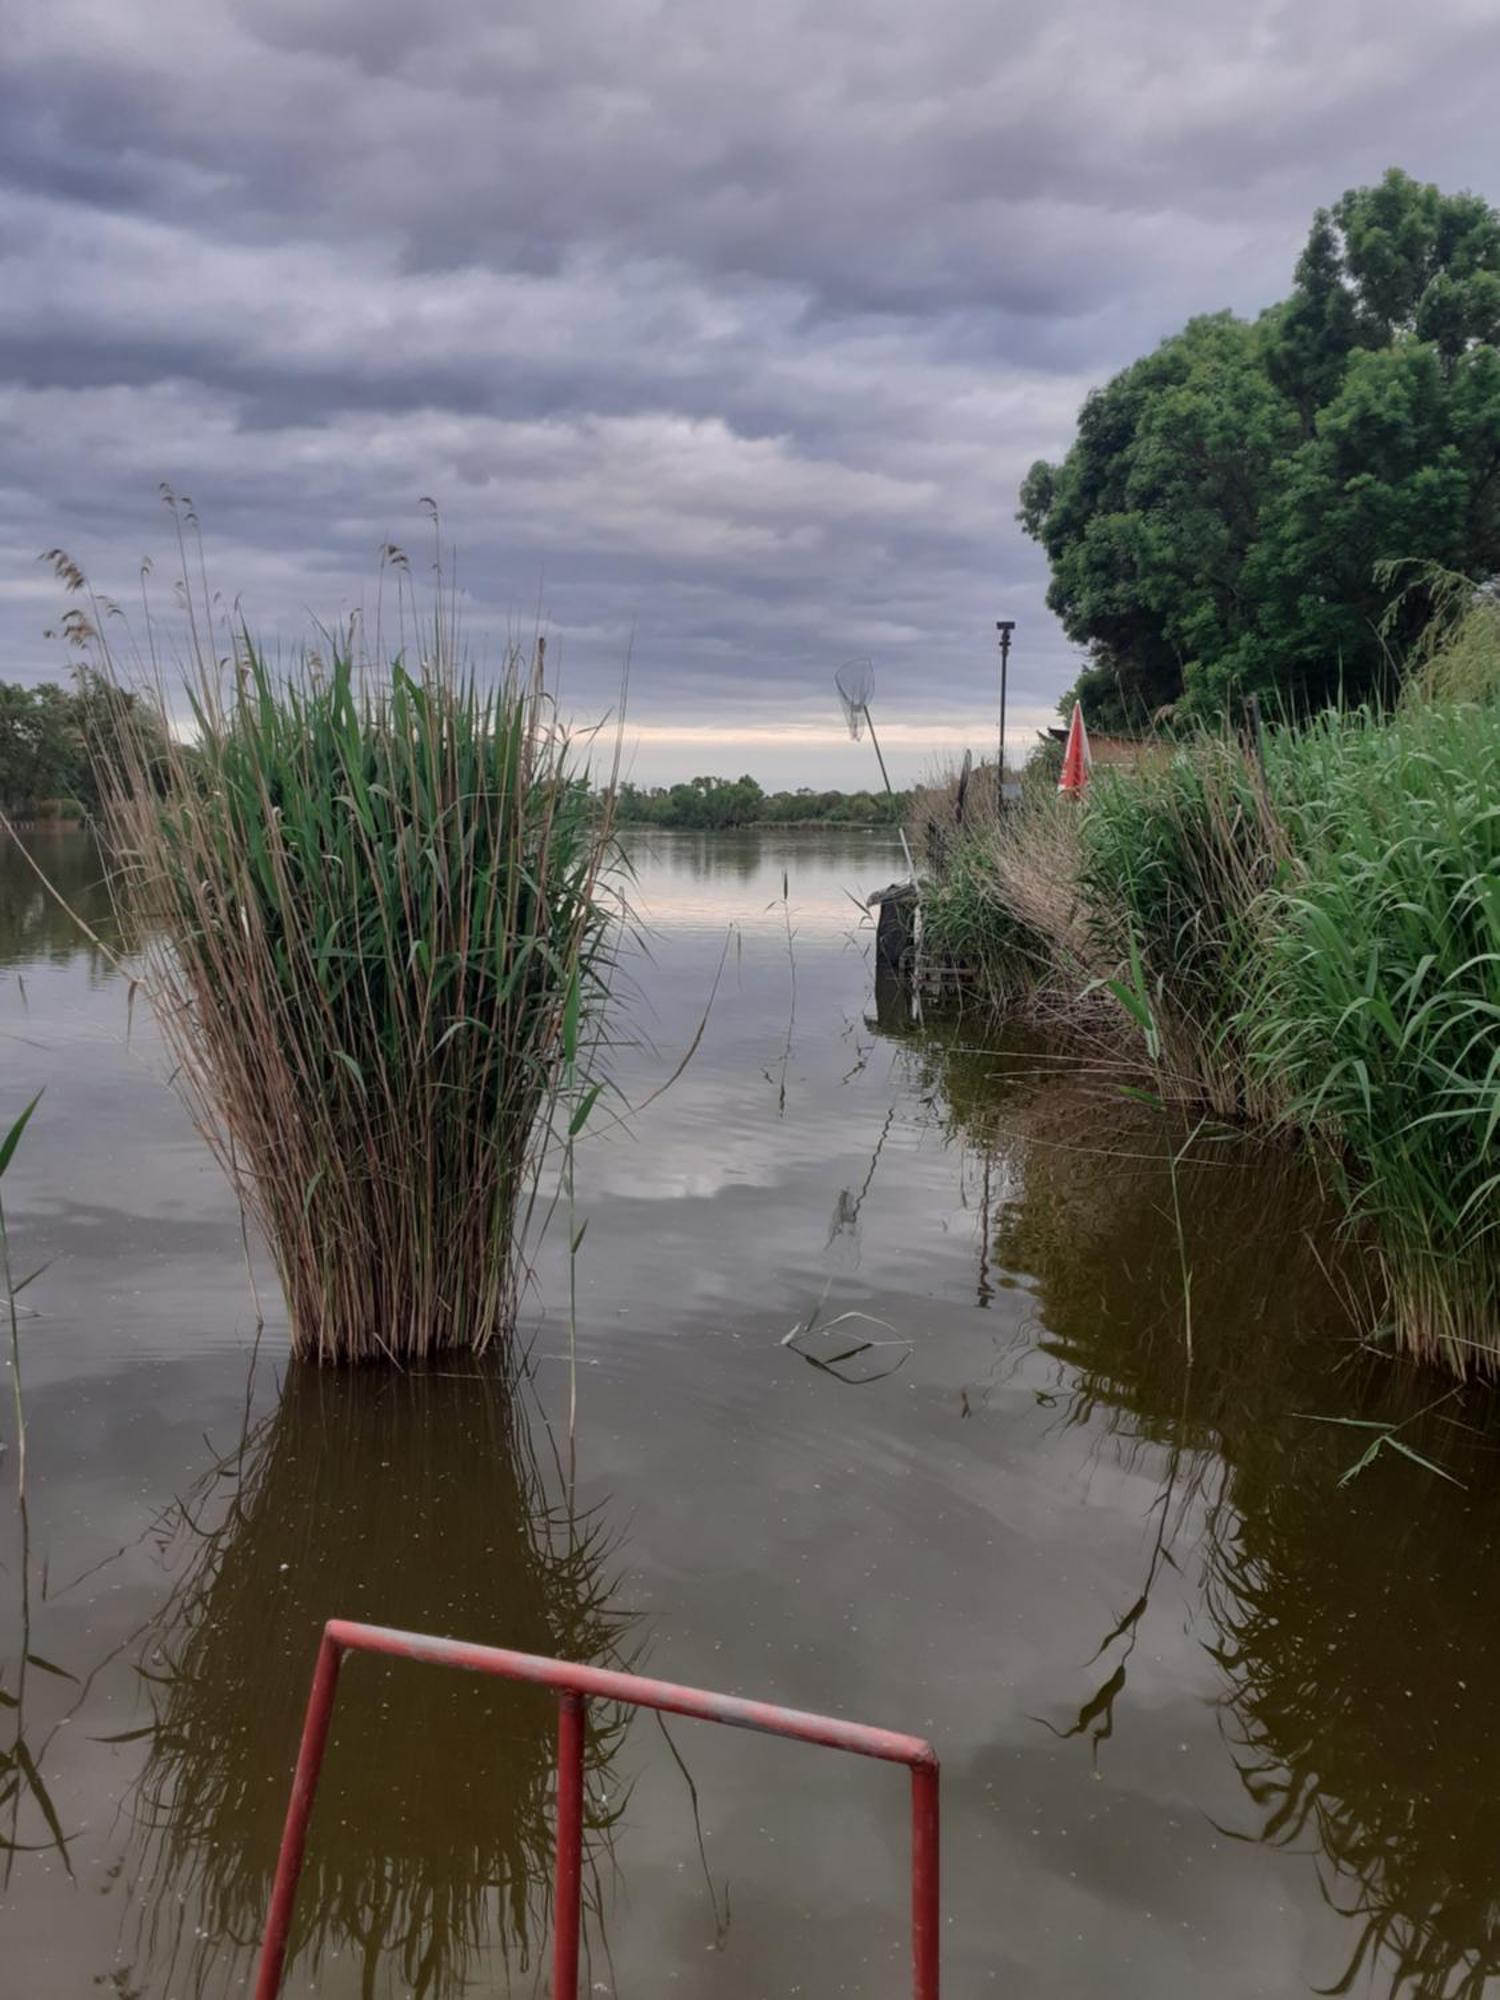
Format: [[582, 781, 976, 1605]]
[[995, 620, 1016, 803]]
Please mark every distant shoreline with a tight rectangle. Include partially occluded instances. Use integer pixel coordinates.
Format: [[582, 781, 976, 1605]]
[[616, 818, 899, 832]]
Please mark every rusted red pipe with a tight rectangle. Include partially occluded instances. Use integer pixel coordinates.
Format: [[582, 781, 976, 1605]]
[[253, 1618, 941, 1999], [911, 1761, 941, 1996], [553, 1692, 586, 2000], [254, 1629, 344, 2000]]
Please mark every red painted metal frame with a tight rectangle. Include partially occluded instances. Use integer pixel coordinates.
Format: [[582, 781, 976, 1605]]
[[254, 1617, 940, 1999]]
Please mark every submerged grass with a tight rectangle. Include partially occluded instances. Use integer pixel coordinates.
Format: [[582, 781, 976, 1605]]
[[95, 630, 620, 1365]]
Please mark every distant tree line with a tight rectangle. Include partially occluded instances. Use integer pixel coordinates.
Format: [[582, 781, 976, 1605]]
[[0, 675, 165, 818], [1022, 169, 1500, 728], [615, 773, 910, 829]]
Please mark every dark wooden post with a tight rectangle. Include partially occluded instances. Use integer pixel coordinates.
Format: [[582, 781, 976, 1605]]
[[871, 882, 918, 976]]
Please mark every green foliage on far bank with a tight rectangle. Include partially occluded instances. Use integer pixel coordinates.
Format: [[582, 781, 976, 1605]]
[[616, 772, 910, 830], [0, 674, 168, 819], [1022, 169, 1500, 728], [918, 655, 1500, 1375]]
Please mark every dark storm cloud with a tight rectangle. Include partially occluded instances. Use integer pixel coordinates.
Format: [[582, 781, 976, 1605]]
[[6, 0, 1500, 773]]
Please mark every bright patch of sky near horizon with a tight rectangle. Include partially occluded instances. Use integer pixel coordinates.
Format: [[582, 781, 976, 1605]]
[[4, 0, 1500, 784]]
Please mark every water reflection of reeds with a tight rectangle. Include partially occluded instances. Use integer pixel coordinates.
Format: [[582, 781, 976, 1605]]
[[129, 1363, 632, 1998], [900, 1011, 1500, 2000], [1207, 1419, 1500, 2000]]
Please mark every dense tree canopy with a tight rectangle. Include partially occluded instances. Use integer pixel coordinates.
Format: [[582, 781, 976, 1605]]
[[1021, 170, 1500, 727], [0, 674, 165, 816], [0, 680, 92, 814]]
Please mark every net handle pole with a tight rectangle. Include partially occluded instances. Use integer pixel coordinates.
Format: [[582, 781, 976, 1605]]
[[863, 708, 915, 880]]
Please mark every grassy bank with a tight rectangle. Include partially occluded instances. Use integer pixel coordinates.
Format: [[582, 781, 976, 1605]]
[[916, 660, 1500, 1372]]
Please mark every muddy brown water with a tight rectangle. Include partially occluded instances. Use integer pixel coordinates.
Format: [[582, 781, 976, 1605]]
[[3, 825, 1500, 1999]]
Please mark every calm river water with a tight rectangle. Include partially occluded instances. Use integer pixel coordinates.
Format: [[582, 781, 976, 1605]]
[[3, 825, 1500, 1998]]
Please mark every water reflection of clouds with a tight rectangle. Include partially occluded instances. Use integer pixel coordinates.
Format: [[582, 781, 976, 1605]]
[[622, 826, 899, 937], [623, 890, 861, 938], [582, 1082, 915, 1203], [13, 825, 1500, 1998]]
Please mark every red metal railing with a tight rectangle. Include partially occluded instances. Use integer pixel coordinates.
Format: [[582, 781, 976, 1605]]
[[254, 1618, 940, 1999]]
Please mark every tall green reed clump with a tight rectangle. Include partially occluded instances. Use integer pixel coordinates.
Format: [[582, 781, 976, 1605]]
[[1074, 737, 1286, 1117], [100, 641, 619, 1364], [1250, 704, 1500, 1373]]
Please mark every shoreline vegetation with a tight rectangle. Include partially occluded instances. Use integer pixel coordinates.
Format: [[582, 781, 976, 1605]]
[[619, 813, 899, 830], [612, 774, 910, 831], [942, 169, 1500, 1383], [912, 593, 1500, 1378], [0, 673, 163, 825]]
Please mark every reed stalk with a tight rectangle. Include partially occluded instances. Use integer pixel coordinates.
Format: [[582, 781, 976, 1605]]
[[0, 1092, 40, 1499]]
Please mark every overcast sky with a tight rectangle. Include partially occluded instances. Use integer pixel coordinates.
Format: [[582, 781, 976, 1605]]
[[5, 1, 1500, 784]]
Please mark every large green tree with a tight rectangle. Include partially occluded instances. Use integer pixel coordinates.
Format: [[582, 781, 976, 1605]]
[[1021, 169, 1500, 726], [0, 673, 166, 816], [0, 680, 86, 813]]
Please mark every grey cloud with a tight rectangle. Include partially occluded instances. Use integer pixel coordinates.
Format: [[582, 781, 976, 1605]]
[[10, 3, 1496, 312], [5, 0, 1500, 772]]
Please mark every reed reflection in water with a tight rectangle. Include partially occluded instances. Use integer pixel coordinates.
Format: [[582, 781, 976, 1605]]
[[1208, 1404, 1500, 2000], [128, 1363, 631, 1998], [898, 1013, 1500, 2000]]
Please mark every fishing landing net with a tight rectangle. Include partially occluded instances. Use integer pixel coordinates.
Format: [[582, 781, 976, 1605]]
[[835, 659, 874, 740]]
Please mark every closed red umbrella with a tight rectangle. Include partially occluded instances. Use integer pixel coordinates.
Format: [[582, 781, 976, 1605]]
[[1058, 701, 1092, 795]]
